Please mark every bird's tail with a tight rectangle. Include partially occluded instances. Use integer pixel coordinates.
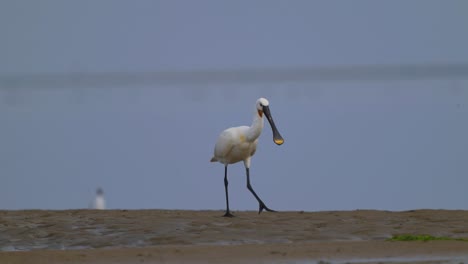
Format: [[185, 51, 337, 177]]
[[210, 157, 218, 162]]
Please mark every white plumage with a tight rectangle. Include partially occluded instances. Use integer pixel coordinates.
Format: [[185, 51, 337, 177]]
[[211, 98, 284, 217]]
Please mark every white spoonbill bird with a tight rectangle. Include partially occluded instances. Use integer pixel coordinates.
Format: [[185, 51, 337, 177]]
[[210, 98, 284, 217]]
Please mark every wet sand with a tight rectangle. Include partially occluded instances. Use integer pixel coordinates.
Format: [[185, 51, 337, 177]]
[[1, 209, 468, 263]]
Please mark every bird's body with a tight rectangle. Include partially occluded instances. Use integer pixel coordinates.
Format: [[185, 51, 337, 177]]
[[211, 98, 284, 217], [211, 125, 258, 165]]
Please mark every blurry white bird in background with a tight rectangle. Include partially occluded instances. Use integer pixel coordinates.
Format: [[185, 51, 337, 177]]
[[211, 97, 284, 217], [89, 187, 106, 210]]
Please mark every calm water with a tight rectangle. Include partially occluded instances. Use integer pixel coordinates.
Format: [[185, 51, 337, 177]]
[[1, 77, 468, 211]]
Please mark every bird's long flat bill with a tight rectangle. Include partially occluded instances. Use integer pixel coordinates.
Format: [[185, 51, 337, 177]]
[[262, 105, 284, 145]]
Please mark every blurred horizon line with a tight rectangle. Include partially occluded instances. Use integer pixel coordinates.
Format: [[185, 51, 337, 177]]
[[1, 63, 468, 89]]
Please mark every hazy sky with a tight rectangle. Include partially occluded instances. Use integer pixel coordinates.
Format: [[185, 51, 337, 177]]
[[2, 0, 468, 73], [1, 1, 468, 211]]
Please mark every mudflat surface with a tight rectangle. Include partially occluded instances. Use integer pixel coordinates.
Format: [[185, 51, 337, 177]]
[[1, 209, 468, 263]]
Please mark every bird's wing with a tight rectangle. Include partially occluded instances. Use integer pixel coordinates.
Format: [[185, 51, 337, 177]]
[[215, 139, 235, 159], [213, 130, 237, 161]]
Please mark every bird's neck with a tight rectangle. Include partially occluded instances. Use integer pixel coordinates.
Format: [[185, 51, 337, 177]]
[[246, 110, 264, 141]]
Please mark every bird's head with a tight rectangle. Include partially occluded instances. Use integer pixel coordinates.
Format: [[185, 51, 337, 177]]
[[256, 97, 270, 112], [256, 97, 284, 145]]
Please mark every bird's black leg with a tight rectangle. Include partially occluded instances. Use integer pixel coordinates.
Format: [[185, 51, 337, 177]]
[[223, 165, 234, 217], [246, 168, 277, 214]]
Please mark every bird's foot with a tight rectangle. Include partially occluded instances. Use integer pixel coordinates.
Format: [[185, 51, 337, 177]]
[[258, 203, 277, 214], [223, 211, 235, 217]]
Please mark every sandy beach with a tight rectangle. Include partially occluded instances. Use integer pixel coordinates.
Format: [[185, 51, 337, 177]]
[[1, 209, 468, 263]]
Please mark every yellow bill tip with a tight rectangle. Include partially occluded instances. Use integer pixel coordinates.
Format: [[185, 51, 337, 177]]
[[274, 138, 284, 145]]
